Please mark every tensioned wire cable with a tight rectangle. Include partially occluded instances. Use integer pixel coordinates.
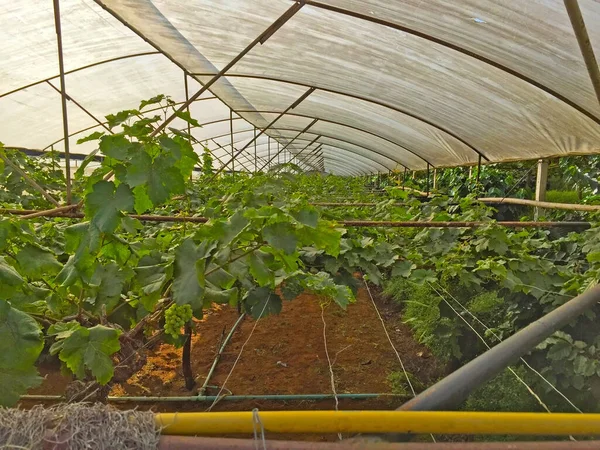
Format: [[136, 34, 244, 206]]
[[206, 296, 271, 412], [431, 281, 584, 414], [363, 278, 436, 443], [426, 282, 552, 414]]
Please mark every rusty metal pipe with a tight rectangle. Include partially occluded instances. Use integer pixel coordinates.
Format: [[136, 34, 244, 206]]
[[397, 284, 600, 414], [158, 436, 600, 450]]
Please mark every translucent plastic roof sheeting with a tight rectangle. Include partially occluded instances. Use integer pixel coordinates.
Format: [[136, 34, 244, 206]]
[[1, 0, 600, 175]]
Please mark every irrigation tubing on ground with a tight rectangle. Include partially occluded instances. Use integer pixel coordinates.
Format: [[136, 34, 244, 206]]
[[20, 393, 402, 403]]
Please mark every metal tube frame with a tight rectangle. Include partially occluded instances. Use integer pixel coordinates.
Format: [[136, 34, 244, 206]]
[[52, 0, 72, 204]]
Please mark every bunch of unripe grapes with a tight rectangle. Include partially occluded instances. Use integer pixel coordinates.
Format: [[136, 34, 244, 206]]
[[164, 304, 193, 339]]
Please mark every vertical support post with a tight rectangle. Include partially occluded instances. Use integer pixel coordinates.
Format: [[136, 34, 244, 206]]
[[535, 159, 549, 220], [184, 73, 193, 180], [253, 127, 257, 173], [403, 167, 407, 190], [476, 154, 482, 185], [426, 163, 430, 197], [433, 168, 438, 191], [564, 0, 600, 104], [53, 0, 71, 204], [267, 137, 271, 171], [229, 109, 234, 178]]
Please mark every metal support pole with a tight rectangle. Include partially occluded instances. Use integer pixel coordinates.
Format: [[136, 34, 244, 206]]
[[299, 143, 323, 171], [212, 88, 315, 178], [253, 127, 257, 172], [267, 136, 271, 171], [288, 135, 321, 171], [433, 168, 438, 190], [476, 154, 482, 185], [564, 0, 600, 104], [403, 167, 407, 190], [395, 283, 600, 416], [535, 159, 549, 220], [53, 0, 72, 204], [209, 138, 251, 173], [149, 1, 304, 138], [230, 109, 234, 177], [426, 163, 430, 196], [258, 119, 318, 172]]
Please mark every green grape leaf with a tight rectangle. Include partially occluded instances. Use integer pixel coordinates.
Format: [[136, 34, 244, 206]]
[[132, 185, 154, 214], [0, 256, 24, 287], [244, 287, 282, 318], [105, 110, 139, 129], [90, 262, 134, 314], [172, 239, 216, 311], [16, 244, 62, 279], [392, 260, 416, 278], [0, 366, 42, 407], [333, 285, 353, 309], [281, 275, 305, 301], [98, 134, 132, 160], [139, 94, 166, 110], [410, 269, 438, 285], [0, 300, 43, 406], [125, 153, 185, 206], [136, 254, 170, 297], [248, 251, 274, 287], [174, 110, 201, 127], [76, 131, 105, 145], [85, 181, 134, 233], [262, 222, 297, 255], [58, 325, 121, 384], [219, 210, 250, 246], [204, 287, 238, 306], [292, 207, 318, 228]]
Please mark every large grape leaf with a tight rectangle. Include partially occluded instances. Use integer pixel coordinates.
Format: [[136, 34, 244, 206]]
[[98, 134, 133, 160], [262, 222, 297, 255], [248, 251, 274, 287], [16, 244, 62, 279], [172, 239, 216, 311], [244, 287, 282, 318], [0, 300, 43, 405], [0, 366, 42, 406], [57, 325, 121, 385], [90, 262, 134, 314], [125, 152, 185, 206], [85, 181, 134, 233]]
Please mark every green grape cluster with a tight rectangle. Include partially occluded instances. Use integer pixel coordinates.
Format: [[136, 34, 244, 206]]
[[164, 304, 193, 339]]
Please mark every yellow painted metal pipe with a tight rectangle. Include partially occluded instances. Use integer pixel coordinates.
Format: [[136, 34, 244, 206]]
[[156, 411, 600, 436]]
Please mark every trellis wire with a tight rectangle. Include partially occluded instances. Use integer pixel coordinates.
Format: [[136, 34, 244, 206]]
[[363, 278, 436, 443], [426, 282, 553, 414], [320, 303, 342, 441], [433, 282, 583, 413], [206, 297, 270, 412]]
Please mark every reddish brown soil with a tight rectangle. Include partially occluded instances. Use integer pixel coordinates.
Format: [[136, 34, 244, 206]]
[[25, 286, 446, 440]]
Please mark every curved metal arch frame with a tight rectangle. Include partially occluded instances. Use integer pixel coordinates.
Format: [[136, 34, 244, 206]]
[[299, 0, 600, 126], [0, 51, 162, 99], [191, 73, 490, 162], [1, 44, 489, 169], [236, 109, 434, 166], [208, 127, 403, 171], [250, 143, 385, 174], [211, 134, 388, 173]]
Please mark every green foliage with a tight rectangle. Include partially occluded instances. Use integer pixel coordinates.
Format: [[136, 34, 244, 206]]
[[387, 370, 424, 396], [0, 300, 43, 406], [463, 366, 542, 412], [546, 190, 579, 204]]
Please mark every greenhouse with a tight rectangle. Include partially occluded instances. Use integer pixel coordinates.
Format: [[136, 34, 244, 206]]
[[1, 0, 600, 447]]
